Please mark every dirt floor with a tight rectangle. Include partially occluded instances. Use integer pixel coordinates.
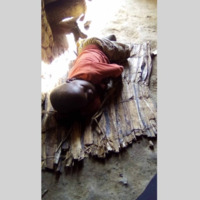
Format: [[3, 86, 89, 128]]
[[42, 0, 157, 199]]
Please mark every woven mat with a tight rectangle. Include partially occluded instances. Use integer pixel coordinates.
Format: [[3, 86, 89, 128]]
[[41, 42, 157, 171]]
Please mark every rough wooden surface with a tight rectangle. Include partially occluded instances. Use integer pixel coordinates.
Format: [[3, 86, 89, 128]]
[[41, 42, 157, 170]]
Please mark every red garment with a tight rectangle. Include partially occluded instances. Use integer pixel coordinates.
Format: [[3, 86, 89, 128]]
[[68, 44, 123, 84], [67, 44, 124, 115]]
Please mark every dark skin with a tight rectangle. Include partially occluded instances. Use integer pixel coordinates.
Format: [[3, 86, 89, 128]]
[[50, 79, 97, 115], [50, 77, 123, 126]]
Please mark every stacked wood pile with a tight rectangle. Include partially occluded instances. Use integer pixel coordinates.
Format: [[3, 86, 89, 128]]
[[41, 42, 157, 171]]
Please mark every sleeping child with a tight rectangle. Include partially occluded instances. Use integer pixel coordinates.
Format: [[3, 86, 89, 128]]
[[50, 35, 132, 118]]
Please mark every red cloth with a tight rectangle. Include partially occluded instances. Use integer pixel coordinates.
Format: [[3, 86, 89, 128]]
[[68, 44, 123, 83], [67, 44, 124, 115]]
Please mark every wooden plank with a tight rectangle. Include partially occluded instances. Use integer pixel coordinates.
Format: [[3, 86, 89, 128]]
[[120, 82, 142, 138], [120, 79, 137, 143], [90, 124, 99, 156], [137, 84, 156, 137], [65, 151, 73, 167], [95, 113, 108, 157], [137, 80, 157, 136], [54, 147, 61, 165], [106, 99, 120, 153], [70, 121, 84, 160], [149, 118, 157, 136], [131, 73, 150, 136], [83, 120, 94, 156], [111, 99, 121, 152], [98, 131, 108, 158], [44, 114, 58, 169], [41, 133, 46, 169], [132, 83, 147, 134], [45, 144, 57, 170], [116, 96, 129, 148], [125, 83, 142, 131], [143, 42, 153, 85], [84, 121, 93, 145], [89, 111, 109, 157]]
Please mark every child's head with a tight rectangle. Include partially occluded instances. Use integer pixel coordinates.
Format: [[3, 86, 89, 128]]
[[50, 79, 96, 114]]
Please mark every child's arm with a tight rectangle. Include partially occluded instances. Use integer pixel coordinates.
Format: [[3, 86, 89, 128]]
[[87, 62, 124, 84]]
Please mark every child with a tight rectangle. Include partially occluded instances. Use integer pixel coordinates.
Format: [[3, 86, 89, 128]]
[[50, 35, 132, 117]]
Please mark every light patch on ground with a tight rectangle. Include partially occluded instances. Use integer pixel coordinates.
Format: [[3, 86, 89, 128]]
[[78, 0, 123, 37], [41, 34, 77, 93]]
